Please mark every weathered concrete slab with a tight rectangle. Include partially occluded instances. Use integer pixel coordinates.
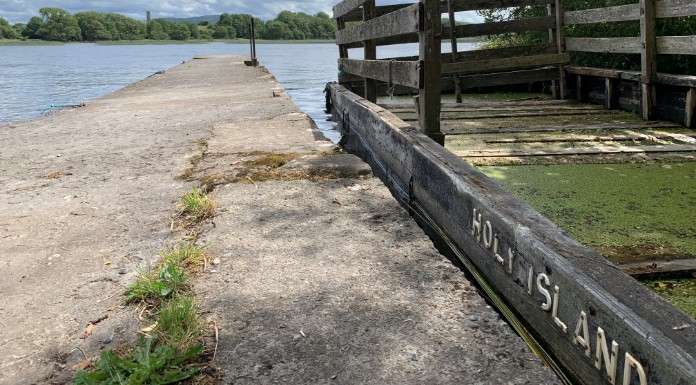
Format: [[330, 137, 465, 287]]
[[0, 55, 316, 384], [328, 83, 696, 385]]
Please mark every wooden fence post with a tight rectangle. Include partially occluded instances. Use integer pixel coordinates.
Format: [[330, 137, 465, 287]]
[[447, 0, 462, 103], [419, 0, 443, 145], [363, 0, 377, 103], [549, 0, 565, 100], [640, 0, 657, 120], [605, 78, 618, 109], [686, 88, 696, 128], [337, 17, 349, 86]]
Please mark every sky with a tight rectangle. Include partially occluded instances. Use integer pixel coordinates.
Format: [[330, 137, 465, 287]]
[[0, 0, 483, 25]]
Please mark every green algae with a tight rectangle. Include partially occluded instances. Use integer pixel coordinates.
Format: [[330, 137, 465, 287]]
[[478, 163, 696, 264], [641, 278, 696, 319]]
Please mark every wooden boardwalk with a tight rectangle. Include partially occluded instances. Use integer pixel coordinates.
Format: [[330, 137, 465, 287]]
[[381, 97, 696, 165]]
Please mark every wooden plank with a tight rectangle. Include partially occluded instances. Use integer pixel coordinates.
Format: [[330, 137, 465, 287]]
[[657, 35, 696, 55], [400, 109, 623, 121], [454, 144, 696, 157], [565, 37, 640, 54], [419, 0, 443, 143], [458, 43, 557, 62], [389, 104, 606, 113], [339, 58, 420, 88], [656, 73, 696, 88], [333, 0, 369, 19], [564, 3, 639, 25], [565, 66, 622, 78], [442, 53, 570, 76], [442, 121, 682, 135], [483, 132, 692, 143], [449, 0, 554, 12], [641, 0, 657, 120], [455, 16, 556, 38], [328, 81, 696, 385], [459, 67, 561, 89], [620, 259, 696, 277], [657, 0, 696, 18], [335, 3, 420, 45], [342, 3, 412, 22], [344, 33, 419, 49], [553, 0, 566, 100]]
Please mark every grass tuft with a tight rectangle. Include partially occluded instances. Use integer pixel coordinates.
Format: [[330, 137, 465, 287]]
[[162, 243, 206, 268], [180, 187, 216, 222], [156, 295, 201, 353], [125, 262, 188, 304]]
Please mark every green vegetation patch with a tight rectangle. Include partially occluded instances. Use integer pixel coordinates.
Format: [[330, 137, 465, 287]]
[[478, 163, 696, 264], [179, 187, 217, 223], [641, 278, 696, 319], [73, 337, 202, 385]]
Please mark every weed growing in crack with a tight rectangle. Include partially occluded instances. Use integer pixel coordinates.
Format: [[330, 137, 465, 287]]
[[73, 337, 202, 385], [180, 187, 216, 223], [125, 262, 188, 304], [162, 243, 206, 269], [156, 295, 201, 353]]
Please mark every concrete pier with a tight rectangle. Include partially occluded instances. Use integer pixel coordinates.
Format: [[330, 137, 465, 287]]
[[0, 56, 559, 384]]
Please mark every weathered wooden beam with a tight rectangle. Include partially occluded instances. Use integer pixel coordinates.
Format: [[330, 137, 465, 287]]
[[335, 3, 420, 45], [333, 0, 369, 19], [656, 35, 696, 55], [344, 32, 419, 49], [454, 144, 696, 157], [657, 0, 696, 18], [455, 16, 556, 38], [441, 121, 683, 134], [448, 0, 554, 12], [565, 37, 640, 54], [686, 88, 696, 128], [656, 73, 696, 88], [576, 74, 583, 102], [621, 259, 696, 277], [565, 66, 622, 79], [458, 43, 557, 62], [328, 82, 696, 385], [458, 68, 561, 89], [419, 0, 443, 144], [564, 3, 639, 25], [442, 53, 570, 76], [339, 58, 420, 88], [641, 0, 657, 120], [342, 3, 412, 22]]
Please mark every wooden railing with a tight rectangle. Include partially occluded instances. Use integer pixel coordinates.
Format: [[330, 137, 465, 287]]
[[335, 0, 443, 142], [333, 0, 696, 137], [563, 0, 696, 120]]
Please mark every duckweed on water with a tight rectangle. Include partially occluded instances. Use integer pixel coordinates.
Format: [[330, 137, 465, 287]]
[[478, 162, 696, 264], [641, 277, 696, 319]]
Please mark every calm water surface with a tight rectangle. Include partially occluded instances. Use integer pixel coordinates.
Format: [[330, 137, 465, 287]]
[[0, 42, 473, 142]]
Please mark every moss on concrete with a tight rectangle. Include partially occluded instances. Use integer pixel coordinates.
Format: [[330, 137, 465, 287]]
[[478, 163, 696, 264]]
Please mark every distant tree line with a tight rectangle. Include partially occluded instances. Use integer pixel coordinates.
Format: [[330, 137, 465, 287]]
[[0, 8, 336, 42], [477, 0, 696, 75]]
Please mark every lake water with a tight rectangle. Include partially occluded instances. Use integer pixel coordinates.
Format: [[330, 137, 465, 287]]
[[0, 41, 474, 142]]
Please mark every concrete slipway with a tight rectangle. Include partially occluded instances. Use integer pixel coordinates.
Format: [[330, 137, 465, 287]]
[[0, 55, 559, 384]]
